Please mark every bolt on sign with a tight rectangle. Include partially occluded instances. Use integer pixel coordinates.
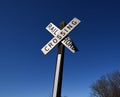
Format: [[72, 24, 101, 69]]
[[41, 17, 81, 55]]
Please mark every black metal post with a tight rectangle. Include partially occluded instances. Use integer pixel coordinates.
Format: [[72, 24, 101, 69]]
[[52, 22, 66, 97]]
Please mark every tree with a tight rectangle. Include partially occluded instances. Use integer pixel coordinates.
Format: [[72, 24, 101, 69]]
[[90, 71, 120, 97]]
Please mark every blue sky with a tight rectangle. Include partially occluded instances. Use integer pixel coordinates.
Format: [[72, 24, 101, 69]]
[[0, 0, 120, 97]]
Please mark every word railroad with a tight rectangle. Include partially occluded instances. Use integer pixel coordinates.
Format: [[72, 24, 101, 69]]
[[41, 17, 81, 55]]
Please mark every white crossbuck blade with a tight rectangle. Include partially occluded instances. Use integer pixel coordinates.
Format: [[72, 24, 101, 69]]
[[46, 22, 77, 53], [41, 17, 81, 55]]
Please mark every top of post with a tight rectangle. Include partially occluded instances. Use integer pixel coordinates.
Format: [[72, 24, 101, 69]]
[[60, 21, 66, 30]]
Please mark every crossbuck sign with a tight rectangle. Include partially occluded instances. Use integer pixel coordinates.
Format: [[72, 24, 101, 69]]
[[41, 17, 81, 55]]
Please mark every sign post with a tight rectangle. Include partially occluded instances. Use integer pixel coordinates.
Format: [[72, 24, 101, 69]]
[[41, 17, 81, 97], [52, 22, 66, 97]]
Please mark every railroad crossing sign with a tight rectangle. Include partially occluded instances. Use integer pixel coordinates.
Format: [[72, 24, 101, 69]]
[[41, 17, 81, 97], [46, 22, 77, 53], [41, 17, 81, 55]]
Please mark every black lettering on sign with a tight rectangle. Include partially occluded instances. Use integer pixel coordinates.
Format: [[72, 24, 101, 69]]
[[48, 43, 53, 48], [64, 28, 68, 32], [53, 29, 58, 35], [47, 23, 52, 30], [69, 44, 73, 49], [66, 41, 72, 46], [51, 27, 55, 32], [65, 37, 69, 41], [72, 46, 75, 50], [53, 38, 58, 43], [45, 46, 49, 51], [67, 24, 73, 30], [60, 31, 66, 36], [72, 20, 77, 25], [50, 27, 58, 35], [56, 34, 62, 40], [64, 37, 75, 51]]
